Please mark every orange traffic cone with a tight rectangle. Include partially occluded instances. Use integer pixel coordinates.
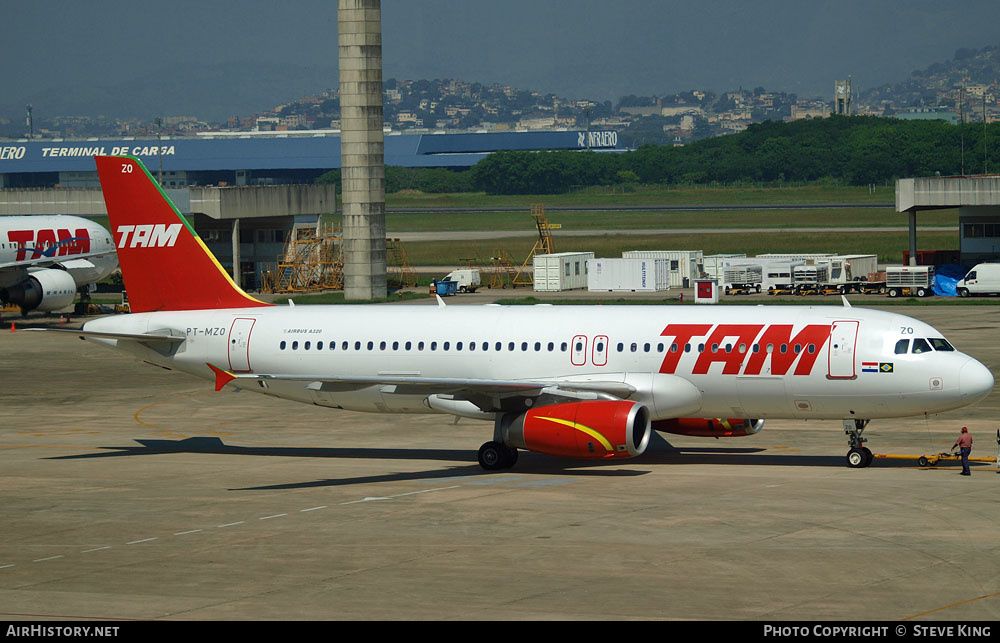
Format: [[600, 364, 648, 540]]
[[9, 322, 15, 332]]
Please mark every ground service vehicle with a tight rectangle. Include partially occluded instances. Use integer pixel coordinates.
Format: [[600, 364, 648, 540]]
[[886, 266, 934, 298], [957, 263, 1000, 297]]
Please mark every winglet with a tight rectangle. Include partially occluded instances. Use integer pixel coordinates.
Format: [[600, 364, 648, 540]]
[[436, 294, 446, 307], [207, 363, 237, 391], [841, 295, 852, 308]]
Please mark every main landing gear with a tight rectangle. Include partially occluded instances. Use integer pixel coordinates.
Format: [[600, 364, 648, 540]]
[[844, 419, 873, 468], [478, 441, 518, 470]]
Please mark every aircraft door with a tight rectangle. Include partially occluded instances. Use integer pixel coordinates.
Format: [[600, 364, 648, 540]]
[[571, 335, 587, 366], [828, 320, 858, 379], [592, 335, 609, 366], [228, 318, 256, 373]]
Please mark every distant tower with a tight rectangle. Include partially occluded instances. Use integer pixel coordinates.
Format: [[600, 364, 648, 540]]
[[834, 79, 852, 115], [339, 0, 387, 300]]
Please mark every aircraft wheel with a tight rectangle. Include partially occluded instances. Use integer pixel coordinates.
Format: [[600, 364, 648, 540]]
[[846, 448, 867, 468], [862, 447, 873, 467], [478, 441, 515, 470]]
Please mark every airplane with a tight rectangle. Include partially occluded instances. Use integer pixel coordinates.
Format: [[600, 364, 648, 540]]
[[38, 155, 995, 471], [1, 214, 118, 315]]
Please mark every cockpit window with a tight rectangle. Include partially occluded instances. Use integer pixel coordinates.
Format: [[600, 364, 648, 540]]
[[929, 338, 955, 352], [894, 339, 910, 355], [911, 338, 932, 354]]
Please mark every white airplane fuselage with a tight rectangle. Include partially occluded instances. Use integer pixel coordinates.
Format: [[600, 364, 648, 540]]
[[82, 303, 994, 422], [0, 215, 118, 288]]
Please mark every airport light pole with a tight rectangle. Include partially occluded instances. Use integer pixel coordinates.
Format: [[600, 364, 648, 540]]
[[155, 118, 164, 186]]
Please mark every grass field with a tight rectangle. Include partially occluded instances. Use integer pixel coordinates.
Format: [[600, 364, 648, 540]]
[[375, 207, 955, 232], [398, 230, 959, 266], [384, 183, 896, 209]]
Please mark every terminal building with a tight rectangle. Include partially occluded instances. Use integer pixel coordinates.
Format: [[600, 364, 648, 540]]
[[0, 129, 622, 287]]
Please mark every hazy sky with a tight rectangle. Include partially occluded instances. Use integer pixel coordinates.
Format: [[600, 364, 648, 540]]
[[3, 0, 1000, 116]]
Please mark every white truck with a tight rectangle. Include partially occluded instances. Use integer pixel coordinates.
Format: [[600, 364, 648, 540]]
[[956, 263, 1000, 297], [442, 269, 480, 293], [885, 265, 934, 298]]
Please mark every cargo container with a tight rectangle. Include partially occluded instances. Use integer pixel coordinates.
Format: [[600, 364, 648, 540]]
[[532, 252, 594, 292], [702, 253, 746, 280], [885, 265, 934, 298], [587, 258, 670, 292], [722, 265, 762, 294], [622, 250, 702, 288]]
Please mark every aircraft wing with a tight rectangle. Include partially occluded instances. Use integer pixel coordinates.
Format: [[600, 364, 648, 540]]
[[207, 363, 637, 408], [0, 248, 117, 271]]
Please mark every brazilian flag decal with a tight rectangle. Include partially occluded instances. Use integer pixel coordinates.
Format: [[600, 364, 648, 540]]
[[879, 362, 894, 373]]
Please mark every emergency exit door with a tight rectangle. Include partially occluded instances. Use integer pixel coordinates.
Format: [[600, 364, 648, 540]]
[[228, 318, 256, 373]]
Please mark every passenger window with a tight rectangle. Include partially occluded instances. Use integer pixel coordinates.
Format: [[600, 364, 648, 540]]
[[280, 341, 286, 350], [617, 342, 624, 352], [630, 343, 637, 352], [393, 341, 399, 350], [443, 342, 450, 351], [547, 342, 554, 352], [521, 342, 528, 351], [292, 341, 299, 350], [644, 343, 650, 352], [342, 341, 348, 350], [367, 341, 373, 350], [431, 341, 438, 350], [894, 339, 909, 355], [508, 342, 515, 351], [305, 341, 311, 350], [317, 341, 324, 350], [354, 341, 361, 351], [418, 341, 425, 351], [380, 341, 387, 350], [457, 341, 463, 351], [405, 341, 412, 351], [911, 338, 932, 354], [534, 342, 541, 351]]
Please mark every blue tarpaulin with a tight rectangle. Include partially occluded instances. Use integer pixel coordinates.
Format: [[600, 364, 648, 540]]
[[932, 264, 970, 297]]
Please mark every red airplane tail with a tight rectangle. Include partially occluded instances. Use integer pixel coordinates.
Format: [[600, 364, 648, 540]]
[[95, 155, 270, 313]]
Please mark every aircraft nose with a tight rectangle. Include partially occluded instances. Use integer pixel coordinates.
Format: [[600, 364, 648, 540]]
[[960, 359, 994, 402]]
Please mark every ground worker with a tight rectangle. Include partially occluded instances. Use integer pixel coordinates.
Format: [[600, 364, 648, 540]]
[[953, 427, 973, 476]]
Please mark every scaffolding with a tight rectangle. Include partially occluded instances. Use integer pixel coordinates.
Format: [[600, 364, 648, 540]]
[[262, 223, 343, 293], [488, 248, 518, 289], [512, 204, 555, 287], [386, 238, 418, 289]]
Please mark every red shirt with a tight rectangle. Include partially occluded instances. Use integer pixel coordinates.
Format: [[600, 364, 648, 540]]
[[955, 433, 973, 449]]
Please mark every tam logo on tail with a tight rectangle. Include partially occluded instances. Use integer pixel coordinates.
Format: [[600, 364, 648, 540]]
[[116, 224, 182, 248], [95, 155, 270, 312]]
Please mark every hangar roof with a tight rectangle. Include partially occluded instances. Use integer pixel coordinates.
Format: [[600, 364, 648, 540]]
[[0, 130, 622, 174]]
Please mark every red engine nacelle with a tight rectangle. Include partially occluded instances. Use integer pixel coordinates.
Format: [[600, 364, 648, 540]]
[[652, 417, 764, 438], [501, 400, 651, 460]]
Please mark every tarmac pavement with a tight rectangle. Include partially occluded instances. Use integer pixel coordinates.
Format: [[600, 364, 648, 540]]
[[0, 303, 997, 621]]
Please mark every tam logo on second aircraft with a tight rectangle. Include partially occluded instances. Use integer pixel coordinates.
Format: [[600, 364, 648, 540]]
[[116, 224, 182, 249]]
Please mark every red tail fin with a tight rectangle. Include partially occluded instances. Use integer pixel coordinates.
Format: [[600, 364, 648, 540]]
[[95, 156, 270, 312]]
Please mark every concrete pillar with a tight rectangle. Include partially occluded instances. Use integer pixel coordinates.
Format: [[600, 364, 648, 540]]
[[232, 218, 241, 286], [908, 212, 917, 266], [339, 0, 387, 300]]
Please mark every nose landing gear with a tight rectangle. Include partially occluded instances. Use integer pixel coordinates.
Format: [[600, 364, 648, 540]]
[[844, 419, 873, 468]]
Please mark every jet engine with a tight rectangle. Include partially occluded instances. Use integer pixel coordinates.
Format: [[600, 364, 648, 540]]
[[0, 269, 78, 313], [500, 400, 651, 460], [652, 417, 764, 438]]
